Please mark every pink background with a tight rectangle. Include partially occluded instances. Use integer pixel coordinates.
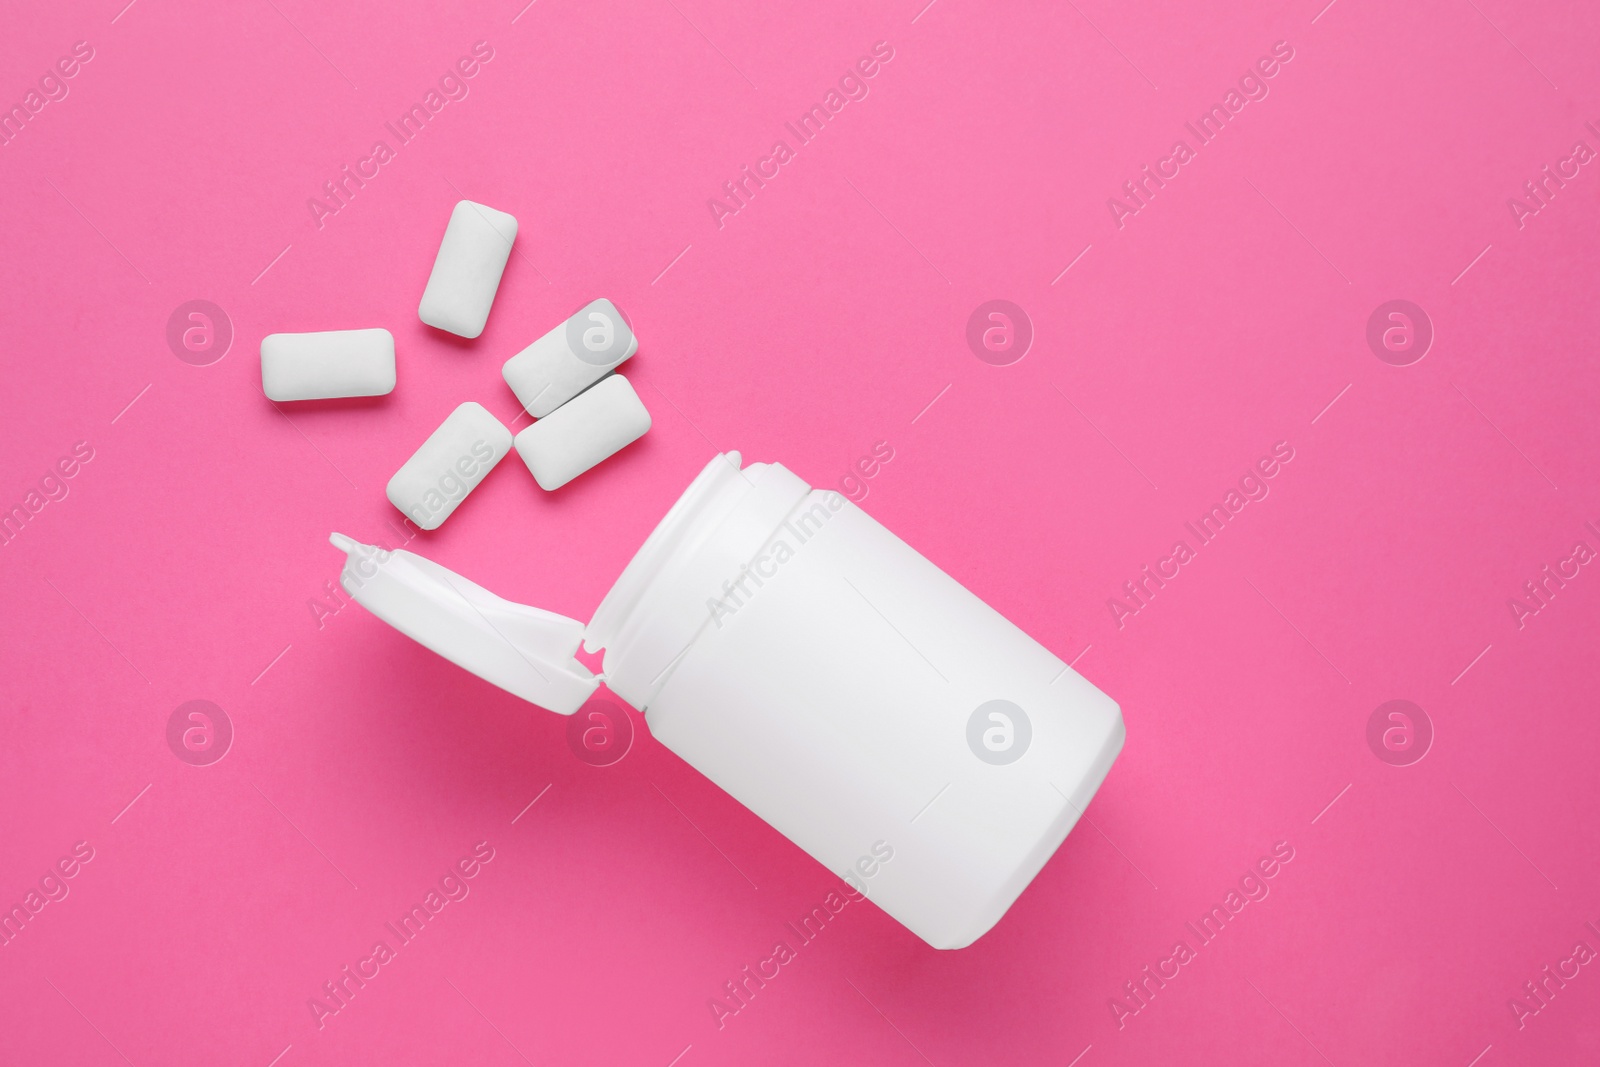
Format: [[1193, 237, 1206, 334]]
[[3, 0, 1599, 1063]]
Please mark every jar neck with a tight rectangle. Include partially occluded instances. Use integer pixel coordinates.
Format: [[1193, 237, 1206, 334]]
[[587, 453, 812, 711]]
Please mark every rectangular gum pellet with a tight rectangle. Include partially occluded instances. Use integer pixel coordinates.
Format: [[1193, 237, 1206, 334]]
[[387, 402, 513, 529], [501, 298, 638, 418], [514, 375, 650, 491], [417, 200, 518, 339], [260, 328, 395, 401]]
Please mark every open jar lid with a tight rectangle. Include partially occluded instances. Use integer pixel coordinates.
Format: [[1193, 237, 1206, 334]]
[[329, 532, 599, 714]]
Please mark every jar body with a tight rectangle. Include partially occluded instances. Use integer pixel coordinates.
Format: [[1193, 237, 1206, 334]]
[[637, 483, 1124, 949]]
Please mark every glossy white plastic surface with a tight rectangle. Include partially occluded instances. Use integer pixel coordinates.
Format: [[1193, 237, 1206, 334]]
[[636, 483, 1124, 948], [335, 452, 1124, 950], [329, 533, 597, 713]]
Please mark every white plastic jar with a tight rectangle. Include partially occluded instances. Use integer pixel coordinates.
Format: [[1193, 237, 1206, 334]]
[[333, 452, 1124, 948]]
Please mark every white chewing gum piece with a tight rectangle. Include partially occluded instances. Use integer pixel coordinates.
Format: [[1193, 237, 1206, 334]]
[[513, 375, 650, 491], [501, 298, 637, 418], [418, 200, 518, 339], [260, 328, 396, 401], [387, 402, 513, 530]]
